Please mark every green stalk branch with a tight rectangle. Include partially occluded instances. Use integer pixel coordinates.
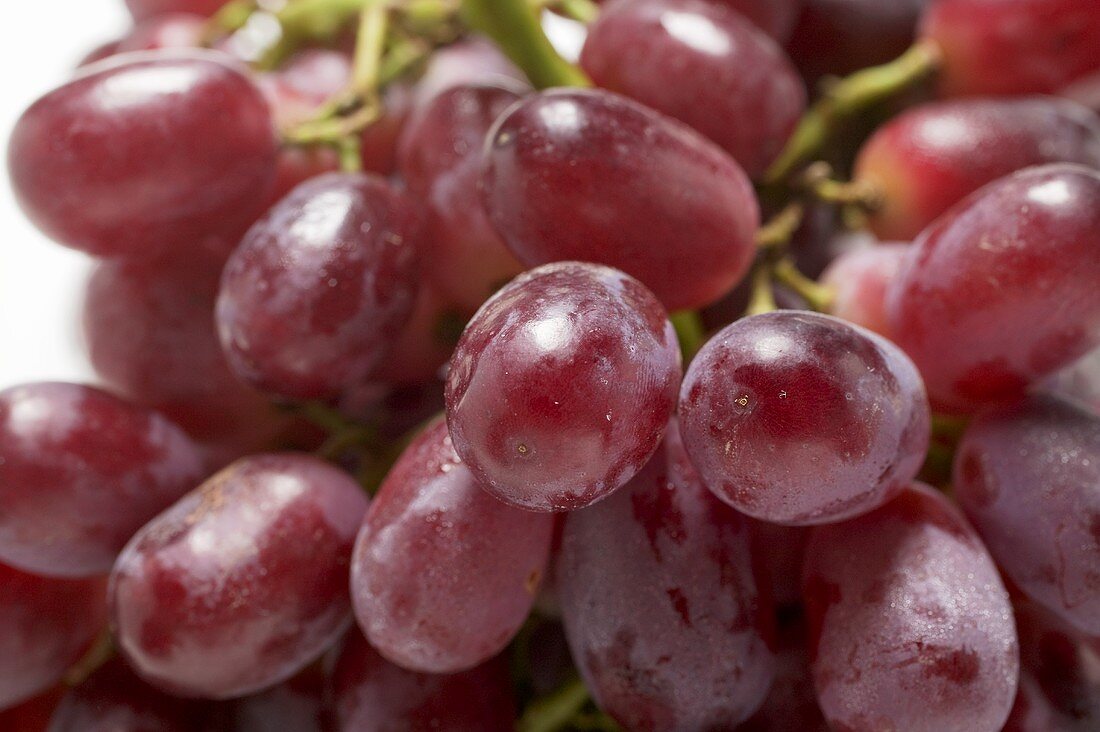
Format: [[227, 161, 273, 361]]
[[517, 676, 593, 732], [671, 310, 706, 364], [773, 257, 834, 312]]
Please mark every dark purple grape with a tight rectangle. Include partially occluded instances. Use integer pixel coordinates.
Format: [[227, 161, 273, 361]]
[[350, 418, 554, 673], [558, 420, 775, 729], [886, 164, 1100, 413], [580, 0, 806, 178], [0, 382, 204, 577], [954, 394, 1100, 636], [332, 631, 515, 731], [0, 564, 106, 711], [110, 454, 368, 699], [229, 669, 328, 732], [445, 262, 682, 512], [679, 311, 930, 525], [7, 52, 277, 259], [216, 173, 421, 401], [480, 88, 760, 311], [803, 484, 1019, 732], [397, 83, 526, 313], [821, 242, 909, 337]]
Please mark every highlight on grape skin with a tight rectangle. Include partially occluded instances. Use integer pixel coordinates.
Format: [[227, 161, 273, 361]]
[[3, 0, 1100, 727]]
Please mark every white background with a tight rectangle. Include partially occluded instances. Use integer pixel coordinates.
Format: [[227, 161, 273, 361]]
[[0, 1, 129, 386]]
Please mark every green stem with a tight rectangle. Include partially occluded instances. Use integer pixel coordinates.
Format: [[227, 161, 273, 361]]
[[773, 257, 834, 312], [546, 0, 599, 23], [517, 676, 592, 732], [755, 203, 804, 251], [64, 630, 115, 686], [764, 40, 941, 184], [461, 0, 591, 89], [745, 261, 778, 316], [351, 1, 389, 95], [670, 310, 706, 364]]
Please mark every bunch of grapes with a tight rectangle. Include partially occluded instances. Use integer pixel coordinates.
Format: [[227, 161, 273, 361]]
[[3, 0, 1100, 730]]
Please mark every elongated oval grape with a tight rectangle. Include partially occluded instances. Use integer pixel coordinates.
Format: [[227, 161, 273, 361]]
[[7, 52, 276, 259], [397, 83, 526, 313], [351, 417, 554, 673], [445, 262, 681, 511], [886, 164, 1100, 412], [803, 484, 1019, 732], [954, 394, 1100, 635], [921, 0, 1100, 97], [126, 0, 229, 20], [0, 564, 105, 711], [679, 311, 930, 525], [110, 454, 368, 698], [216, 172, 421, 401], [0, 382, 204, 577], [333, 631, 516, 731], [855, 98, 1100, 240], [558, 420, 774, 729], [480, 89, 759, 311], [580, 0, 805, 179], [821, 242, 908, 337]]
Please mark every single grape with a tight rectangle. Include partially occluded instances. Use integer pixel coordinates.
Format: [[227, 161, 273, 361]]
[[0, 688, 63, 732], [110, 454, 368, 699], [821, 242, 909, 337], [216, 172, 421, 401], [0, 564, 106, 711], [480, 89, 760, 310], [332, 631, 516, 732], [786, 0, 931, 85], [886, 164, 1100, 412], [350, 417, 554, 674], [126, 0, 229, 20], [750, 520, 811, 610], [710, 0, 800, 41], [413, 38, 525, 107], [229, 668, 328, 732], [0, 382, 205, 577], [679, 311, 930, 525], [740, 615, 829, 732], [445, 262, 682, 512], [558, 420, 775, 729], [116, 13, 206, 54], [855, 97, 1100, 241], [921, 0, 1100, 96], [7, 52, 277, 259], [803, 483, 1019, 732], [954, 394, 1100, 636], [369, 284, 463, 387], [580, 0, 806, 179], [397, 83, 526, 312]]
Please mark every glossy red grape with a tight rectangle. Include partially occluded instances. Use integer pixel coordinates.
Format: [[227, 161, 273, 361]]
[[229, 669, 328, 732], [445, 262, 682, 512], [480, 89, 760, 310], [0, 564, 105, 711], [397, 83, 526, 312], [216, 172, 421, 401], [0, 688, 63, 732], [0, 382, 204, 577], [332, 631, 516, 731], [580, 0, 806, 179], [8, 52, 277, 259], [110, 454, 368, 699], [413, 38, 525, 107], [921, 0, 1100, 97], [558, 420, 775, 729], [679, 311, 930, 525], [886, 164, 1100, 412], [803, 484, 1019, 732], [821, 242, 908, 337], [855, 97, 1100, 241], [350, 417, 554, 674], [954, 394, 1100, 636]]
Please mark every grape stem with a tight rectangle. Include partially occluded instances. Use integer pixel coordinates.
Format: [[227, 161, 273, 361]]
[[764, 40, 942, 184], [517, 676, 593, 732], [755, 203, 804, 251], [538, 0, 600, 24], [773, 257, 834, 312], [63, 629, 116, 687], [746, 261, 778, 316], [799, 162, 883, 210], [461, 0, 591, 89], [670, 310, 706, 363]]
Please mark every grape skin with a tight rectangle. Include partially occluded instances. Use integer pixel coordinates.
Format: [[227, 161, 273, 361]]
[[821, 242, 909, 337], [126, 0, 229, 20], [445, 262, 682, 512]]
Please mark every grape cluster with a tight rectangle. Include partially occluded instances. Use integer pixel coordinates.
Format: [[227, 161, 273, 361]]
[[2, 0, 1100, 730]]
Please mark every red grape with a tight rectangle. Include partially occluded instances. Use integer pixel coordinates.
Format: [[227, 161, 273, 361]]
[[216, 173, 421, 401], [740, 616, 829, 732], [921, 0, 1100, 96], [821, 242, 908, 337], [350, 418, 554, 674], [397, 83, 526, 312], [110, 454, 368, 698], [710, 0, 800, 41], [751, 520, 811, 609], [480, 89, 760, 310], [679, 311, 930, 525], [580, 0, 806, 179], [558, 420, 775, 729], [0, 382, 204, 577], [803, 484, 1019, 732], [445, 262, 682, 512], [886, 164, 1100, 412], [0, 688, 63, 732], [126, 0, 228, 20], [116, 13, 206, 54], [854, 97, 1100, 241], [369, 284, 462, 387], [7, 52, 277, 259], [0, 564, 105, 711], [413, 38, 525, 108], [332, 631, 516, 731], [229, 669, 328, 732], [954, 394, 1100, 636]]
